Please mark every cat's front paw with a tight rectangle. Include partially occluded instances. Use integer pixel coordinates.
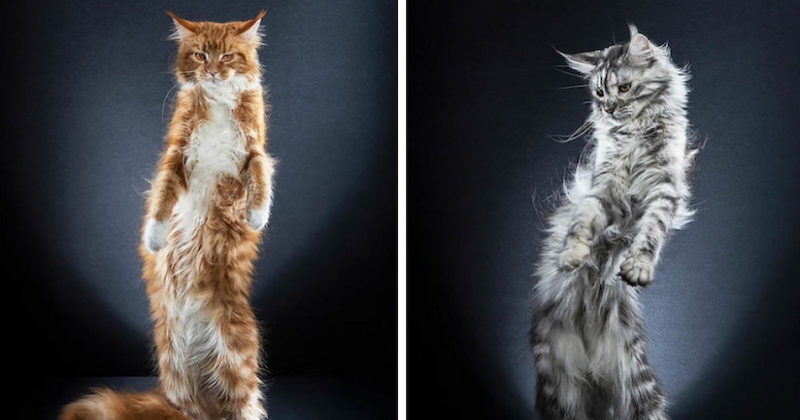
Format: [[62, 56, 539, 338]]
[[559, 241, 591, 271], [143, 219, 169, 253], [246, 204, 271, 231], [619, 252, 654, 287]]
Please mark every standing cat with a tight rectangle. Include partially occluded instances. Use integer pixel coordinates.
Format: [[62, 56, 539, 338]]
[[60, 11, 275, 420], [531, 26, 696, 420]]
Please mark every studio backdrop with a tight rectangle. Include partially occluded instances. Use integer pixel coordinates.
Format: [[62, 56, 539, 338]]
[[4, 1, 397, 418], [409, 1, 800, 419]]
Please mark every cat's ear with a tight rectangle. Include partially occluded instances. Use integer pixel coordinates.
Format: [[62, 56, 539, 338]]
[[166, 11, 199, 41], [236, 10, 267, 43], [557, 49, 601, 75], [628, 23, 640, 39], [628, 25, 655, 61]]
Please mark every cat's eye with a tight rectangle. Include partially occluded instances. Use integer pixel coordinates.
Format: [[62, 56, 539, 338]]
[[619, 83, 631, 93], [194, 52, 207, 62], [220, 53, 235, 63], [596, 89, 604, 97]]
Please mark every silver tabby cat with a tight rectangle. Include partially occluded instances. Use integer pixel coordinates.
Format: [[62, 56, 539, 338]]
[[531, 25, 696, 420]]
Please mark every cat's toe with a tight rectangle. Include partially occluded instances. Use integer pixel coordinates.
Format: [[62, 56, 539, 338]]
[[620, 255, 654, 286], [247, 205, 271, 231], [143, 219, 169, 253], [559, 241, 590, 271]]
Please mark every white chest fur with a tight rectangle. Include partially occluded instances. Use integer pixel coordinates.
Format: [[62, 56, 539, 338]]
[[183, 76, 258, 188], [184, 98, 247, 186], [171, 80, 255, 235]]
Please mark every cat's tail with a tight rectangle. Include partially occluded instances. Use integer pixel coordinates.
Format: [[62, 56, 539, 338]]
[[59, 387, 191, 420]]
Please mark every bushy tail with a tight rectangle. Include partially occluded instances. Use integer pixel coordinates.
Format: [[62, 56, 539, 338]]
[[59, 387, 190, 420]]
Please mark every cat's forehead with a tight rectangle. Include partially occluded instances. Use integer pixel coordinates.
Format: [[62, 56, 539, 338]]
[[597, 45, 630, 71], [602, 45, 627, 61], [180, 22, 247, 50], [591, 44, 643, 83]]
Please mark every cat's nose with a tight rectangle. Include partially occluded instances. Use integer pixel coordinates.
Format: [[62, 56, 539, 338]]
[[209, 70, 219, 77], [604, 105, 616, 114]]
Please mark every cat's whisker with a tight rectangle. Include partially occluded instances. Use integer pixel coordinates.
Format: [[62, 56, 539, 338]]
[[148, 70, 181, 76], [554, 65, 586, 78], [547, 120, 592, 144], [161, 82, 182, 120], [557, 84, 588, 90]]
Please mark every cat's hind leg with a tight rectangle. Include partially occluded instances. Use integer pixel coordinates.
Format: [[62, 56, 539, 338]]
[[533, 326, 592, 420], [158, 346, 211, 420], [211, 352, 265, 420], [618, 345, 668, 420], [607, 295, 668, 420], [151, 287, 210, 419], [206, 313, 266, 420]]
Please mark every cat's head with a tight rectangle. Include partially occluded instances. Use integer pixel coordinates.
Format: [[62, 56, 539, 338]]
[[167, 11, 266, 86], [559, 25, 688, 122]]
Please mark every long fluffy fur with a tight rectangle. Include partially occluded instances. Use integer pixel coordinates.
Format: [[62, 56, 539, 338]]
[[61, 12, 274, 420], [60, 388, 190, 420], [532, 25, 696, 420]]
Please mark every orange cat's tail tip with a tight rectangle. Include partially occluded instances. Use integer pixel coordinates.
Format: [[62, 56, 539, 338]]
[[59, 387, 189, 420], [59, 389, 116, 420]]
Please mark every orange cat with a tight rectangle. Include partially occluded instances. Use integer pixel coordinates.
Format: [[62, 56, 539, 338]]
[[60, 11, 275, 420]]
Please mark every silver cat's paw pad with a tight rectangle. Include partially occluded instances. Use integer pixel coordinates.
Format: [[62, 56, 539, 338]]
[[559, 241, 591, 271], [620, 254, 654, 286]]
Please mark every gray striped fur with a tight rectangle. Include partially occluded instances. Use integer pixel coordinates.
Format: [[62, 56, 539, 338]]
[[532, 25, 696, 420]]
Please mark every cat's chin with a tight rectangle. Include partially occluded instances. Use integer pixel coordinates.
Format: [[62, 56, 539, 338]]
[[200, 76, 244, 88]]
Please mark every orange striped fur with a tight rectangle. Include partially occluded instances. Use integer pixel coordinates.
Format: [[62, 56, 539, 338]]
[[59, 388, 190, 420], [61, 11, 275, 420]]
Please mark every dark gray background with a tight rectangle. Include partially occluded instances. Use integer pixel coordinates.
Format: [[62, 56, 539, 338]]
[[409, 1, 800, 419], [3, 0, 397, 418]]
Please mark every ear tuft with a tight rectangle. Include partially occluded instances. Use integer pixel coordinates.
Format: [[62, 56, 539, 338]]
[[557, 49, 600, 75], [236, 10, 267, 43], [628, 23, 639, 39], [167, 11, 199, 41]]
